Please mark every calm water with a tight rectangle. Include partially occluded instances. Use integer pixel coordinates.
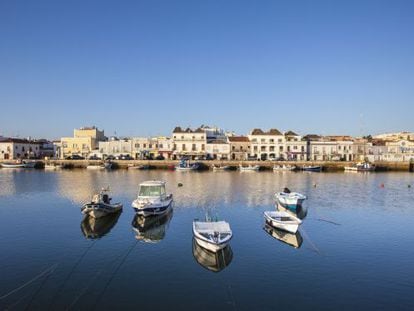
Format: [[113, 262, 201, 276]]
[[0, 169, 413, 310]]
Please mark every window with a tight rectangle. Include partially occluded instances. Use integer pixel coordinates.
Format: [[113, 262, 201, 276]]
[[135, 143, 140, 148], [149, 144, 152, 148], [270, 139, 274, 143], [192, 144, 196, 151], [261, 139, 266, 143], [182, 144, 186, 151], [143, 144, 147, 148], [22, 146, 25, 152], [201, 144, 205, 151]]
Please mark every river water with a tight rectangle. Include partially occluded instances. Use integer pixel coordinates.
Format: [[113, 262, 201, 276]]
[[0, 169, 413, 310]]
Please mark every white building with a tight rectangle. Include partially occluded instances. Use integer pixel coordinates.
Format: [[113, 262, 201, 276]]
[[284, 131, 307, 161], [99, 138, 133, 158], [205, 140, 231, 160], [306, 136, 354, 161], [382, 139, 414, 162], [0, 138, 41, 160], [248, 128, 285, 160], [172, 127, 206, 159]]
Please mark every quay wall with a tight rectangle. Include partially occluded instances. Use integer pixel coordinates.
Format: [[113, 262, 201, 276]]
[[0, 160, 408, 171]]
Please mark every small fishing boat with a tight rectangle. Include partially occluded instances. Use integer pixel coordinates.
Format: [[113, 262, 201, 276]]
[[239, 164, 260, 172], [263, 224, 303, 248], [273, 165, 296, 171], [212, 165, 232, 171], [344, 162, 375, 172], [44, 163, 62, 170], [192, 238, 233, 272], [175, 159, 199, 171], [302, 165, 322, 172], [1, 161, 36, 168], [86, 162, 112, 170], [132, 180, 173, 216], [81, 188, 123, 218], [132, 210, 173, 243], [264, 210, 302, 234], [275, 189, 307, 211], [193, 220, 233, 252]]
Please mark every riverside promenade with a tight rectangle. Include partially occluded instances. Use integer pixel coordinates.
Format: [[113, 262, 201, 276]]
[[19, 159, 413, 171]]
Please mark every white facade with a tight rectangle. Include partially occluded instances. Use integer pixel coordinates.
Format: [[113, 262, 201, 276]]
[[248, 129, 285, 160], [381, 139, 414, 162], [99, 138, 133, 157], [172, 127, 206, 159], [0, 139, 41, 160], [284, 132, 307, 161], [205, 141, 230, 160]]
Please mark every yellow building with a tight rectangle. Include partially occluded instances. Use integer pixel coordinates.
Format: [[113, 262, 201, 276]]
[[61, 126, 106, 158]]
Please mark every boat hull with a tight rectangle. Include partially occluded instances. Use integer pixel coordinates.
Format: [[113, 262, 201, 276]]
[[132, 199, 173, 217], [264, 212, 300, 234], [194, 235, 229, 252], [1, 162, 36, 168], [81, 203, 123, 218]]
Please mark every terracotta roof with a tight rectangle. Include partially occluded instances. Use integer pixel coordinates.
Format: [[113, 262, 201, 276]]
[[228, 136, 250, 142], [250, 128, 282, 136], [284, 130, 298, 136]]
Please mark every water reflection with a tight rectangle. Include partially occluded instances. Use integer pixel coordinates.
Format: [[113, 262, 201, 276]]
[[263, 224, 303, 249], [192, 238, 233, 272], [132, 210, 173, 243], [81, 211, 122, 239]]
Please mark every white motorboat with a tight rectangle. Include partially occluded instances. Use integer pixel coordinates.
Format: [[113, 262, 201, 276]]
[[192, 238, 233, 272], [263, 224, 303, 248], [273, 165, 296, 171], [344, 162, 375, 172], [239, 164, 260, 172], [81, 188, 123, 218], [275, 189, 307, 211], [1, 161, 36, 168], [264, 210, 302, 234], [302, 165, 322, 172], [132, 180, 173, 217], [175, 159, 199, 171], [193, 220, 233, 252], [86, 162, 112, 170], [44, 163, 62, 170]]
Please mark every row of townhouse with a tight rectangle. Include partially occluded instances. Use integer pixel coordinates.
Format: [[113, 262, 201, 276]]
[[48, 126, 414, 163]]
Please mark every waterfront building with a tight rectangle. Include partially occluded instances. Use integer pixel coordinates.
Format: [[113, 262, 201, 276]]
[[373, 132, 414, 141], [248, 128, 285, 161], [284, 131, 307, 161], [156, 137, 174, 159], [0, 138, 41, 160], [382, 139, 414, 162], [60, 126, 107, 159], [132, 137, 159, 159], [205, 140, 230, 160], [228, 136, 250, 161], [99, 137, 133, 158], [171, 127, 206, 159], [305, 135, 354, 161]]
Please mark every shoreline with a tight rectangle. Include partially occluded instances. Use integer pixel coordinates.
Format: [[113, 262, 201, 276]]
[[1, 159, 411, 172]]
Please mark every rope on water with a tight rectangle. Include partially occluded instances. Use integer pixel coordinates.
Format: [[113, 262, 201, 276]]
[[24, 263, 56, 311], [300, 228, 322, 256], [0, 264, 58, 300], [317, 218, 341, 226]]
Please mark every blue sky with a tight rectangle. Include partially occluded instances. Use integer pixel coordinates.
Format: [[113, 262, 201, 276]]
[[0, 0, 413, 139]]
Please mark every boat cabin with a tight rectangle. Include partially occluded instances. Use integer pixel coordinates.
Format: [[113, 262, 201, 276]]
[[138, 181, 167, 199]]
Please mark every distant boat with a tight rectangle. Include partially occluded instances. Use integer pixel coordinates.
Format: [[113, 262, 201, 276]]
[[86, 162, 112, 170], [175, 159, 199, 171], [273, 165, 296, 171], [344, 162, 375, 172], [193, 220, 233, 252], [239, 164, 260, 172], [1, 161, 36, 168], [263, 223, 303, 248], [192, 238, 233, 272], [275, 189, 307, 212], [132, 180, 173, 217], [81, 188, 123, 218], [44, 163, 62, 170], [302, 165, 322, 172], [264, 210, 302, 234], [212, 165, 232, 171]]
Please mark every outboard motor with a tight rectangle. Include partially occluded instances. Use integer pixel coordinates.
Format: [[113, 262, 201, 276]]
[[283, 187, 291, 194]]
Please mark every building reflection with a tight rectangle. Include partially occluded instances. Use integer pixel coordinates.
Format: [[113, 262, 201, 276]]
[[192, 238, 233, 273], [263, 224, 303, 249], [132, 210, 173, 243], [81, 211, 122, 239]]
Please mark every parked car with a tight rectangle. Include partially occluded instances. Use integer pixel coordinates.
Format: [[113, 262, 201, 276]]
[[89, 155, 101, 160], [155, 155, 165, 160], [105, 155, 116, 160], [118, 154, 134, 160], [65, 155, 85, 160]]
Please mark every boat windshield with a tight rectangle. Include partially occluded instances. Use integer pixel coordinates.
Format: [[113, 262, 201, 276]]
[[139, 185, 165, 197]]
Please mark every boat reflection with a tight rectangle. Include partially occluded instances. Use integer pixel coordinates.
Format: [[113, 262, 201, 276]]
[[81, 211, 121, 239], [277, 204, 308, 220], [192, 238, 233, 273], [132, 210, 173, 243], [263, 224, 303, 249]]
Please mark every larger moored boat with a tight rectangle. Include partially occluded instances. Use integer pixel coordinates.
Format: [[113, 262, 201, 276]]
[[132, 180, 173, 217]]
